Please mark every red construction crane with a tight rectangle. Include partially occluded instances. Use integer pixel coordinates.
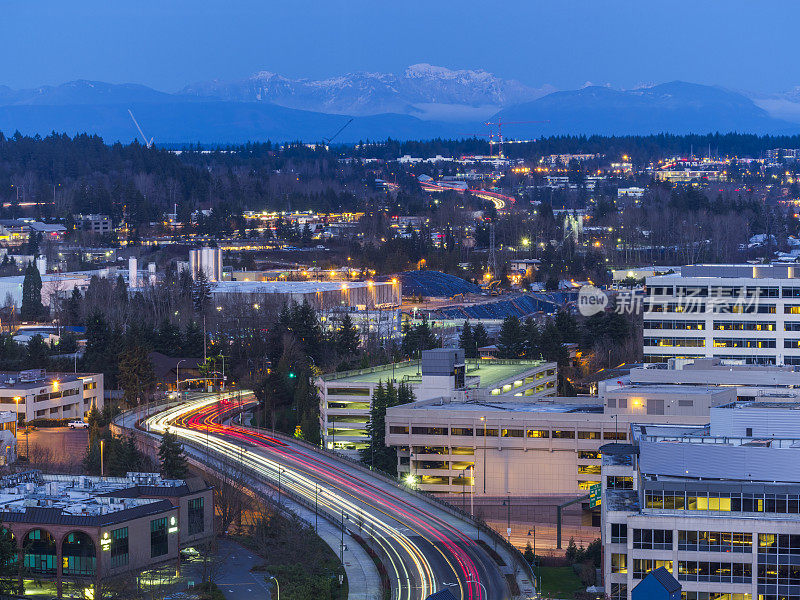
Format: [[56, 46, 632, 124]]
[[484, 119, 550, 158]]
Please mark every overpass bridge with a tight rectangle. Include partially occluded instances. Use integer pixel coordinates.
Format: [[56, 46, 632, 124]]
[[116, 392, 537, 600]]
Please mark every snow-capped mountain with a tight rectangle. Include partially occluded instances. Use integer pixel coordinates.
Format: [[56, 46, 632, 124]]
[[750, 87, 800, 124], [180, 64, 552, 121]]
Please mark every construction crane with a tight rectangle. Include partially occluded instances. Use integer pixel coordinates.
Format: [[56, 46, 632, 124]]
[[324, 118, 353, 145], [128, 109, 154, 148], [484, 119, 550, 158]]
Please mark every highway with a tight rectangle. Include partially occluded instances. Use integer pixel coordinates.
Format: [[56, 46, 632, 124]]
[[140, 393, 524, 600]]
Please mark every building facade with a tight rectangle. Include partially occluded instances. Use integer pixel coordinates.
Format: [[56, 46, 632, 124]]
[[383, 364, 732, 498], [0, 370, 104, 422], [644, 264, 800, 365], [602, 406, 800, 600], [0, 471, 213, 598]]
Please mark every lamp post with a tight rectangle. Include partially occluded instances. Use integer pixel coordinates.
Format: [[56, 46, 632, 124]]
[[100, 439, 105, 477], [528, 527, 538, 588], [340, 510, 349, 566], [277, 467, 285, 505], [502, 495, 511, 543], [176, 359, 186, 400], [268, 575, 279, 600]]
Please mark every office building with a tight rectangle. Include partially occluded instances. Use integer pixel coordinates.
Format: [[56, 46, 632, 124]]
[[78, 215, 113, 236], [602, 401, 800, 600], [643, 264, 800, 365], [0, 369, 104, 422], [0, 470, 213, 598]]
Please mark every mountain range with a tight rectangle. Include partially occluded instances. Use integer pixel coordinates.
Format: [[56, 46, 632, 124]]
[[1, 66, 800, 143]]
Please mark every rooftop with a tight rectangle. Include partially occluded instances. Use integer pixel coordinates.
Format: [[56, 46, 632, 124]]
[[211, 280, 393, 294], [323, 358, 549, 388], [406, 398, 604, 414], [0, 370, 83, 391], [0, 472, 202, 525]]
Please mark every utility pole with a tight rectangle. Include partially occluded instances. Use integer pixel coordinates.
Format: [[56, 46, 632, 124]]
[[489, 223, 498, 278]]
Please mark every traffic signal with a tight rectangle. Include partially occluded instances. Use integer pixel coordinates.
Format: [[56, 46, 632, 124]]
[[288, 372, 297, 379]]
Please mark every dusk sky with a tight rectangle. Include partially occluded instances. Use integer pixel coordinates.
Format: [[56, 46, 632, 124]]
[[4, 0, 800, 93]]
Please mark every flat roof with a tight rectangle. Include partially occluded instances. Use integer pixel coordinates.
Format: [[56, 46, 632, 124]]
[[0, 472, 198, 523], [404, 399, 604, 414], [324, 359, 549, 388], [719, 401, 800, 410], [610, 384, 732, 395], [212, 280, 392, 294]]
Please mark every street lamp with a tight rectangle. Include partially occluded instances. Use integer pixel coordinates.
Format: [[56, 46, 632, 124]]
[[528, 527, 538, 588], [464, 579, 487, 600], [268, 575, 279, 600], [340, 510, 349, 566], [176, 359, 186, 399], [277, 467, 285, 504], [502, 495, 511, 543]]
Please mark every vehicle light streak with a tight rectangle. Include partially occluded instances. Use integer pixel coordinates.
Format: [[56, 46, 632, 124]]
[[144, 395, 490, 600]]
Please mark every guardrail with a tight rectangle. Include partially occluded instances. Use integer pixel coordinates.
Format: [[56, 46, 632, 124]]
[[117, 406, 392, 596], [116, 399, 537, 598], [245, 422, 538, 596]]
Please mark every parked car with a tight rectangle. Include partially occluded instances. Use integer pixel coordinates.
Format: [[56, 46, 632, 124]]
[[67, 420, 89, 429]]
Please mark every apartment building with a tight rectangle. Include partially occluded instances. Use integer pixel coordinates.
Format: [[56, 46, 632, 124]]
[[0, 470, 213, 598], [643, 264, 800, 365], [602, 402, 800, 600], [384, 373, 734, 498], [0, 370, 104, 422], [318, 349, 557, 456]]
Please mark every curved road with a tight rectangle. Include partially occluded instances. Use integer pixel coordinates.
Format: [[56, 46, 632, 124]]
[[141, 394, 517, 600]]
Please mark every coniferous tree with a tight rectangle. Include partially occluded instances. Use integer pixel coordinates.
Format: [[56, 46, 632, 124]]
[[159, 430, 189, 479], [361, 381, 414, 475], [117, 345, 155, 406], [25, 334, 49, 368], [473, 323, 489, 351], [336, 313, 360, 356], [192, 270, 212, 315], [459, 322, 476, 358], [497, 316, 524, 358], [20, 263, 44, 321], [523, 317, 541, 359]]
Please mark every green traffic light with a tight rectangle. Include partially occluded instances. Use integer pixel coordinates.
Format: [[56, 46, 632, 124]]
[[288, 372, 296, 379]]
